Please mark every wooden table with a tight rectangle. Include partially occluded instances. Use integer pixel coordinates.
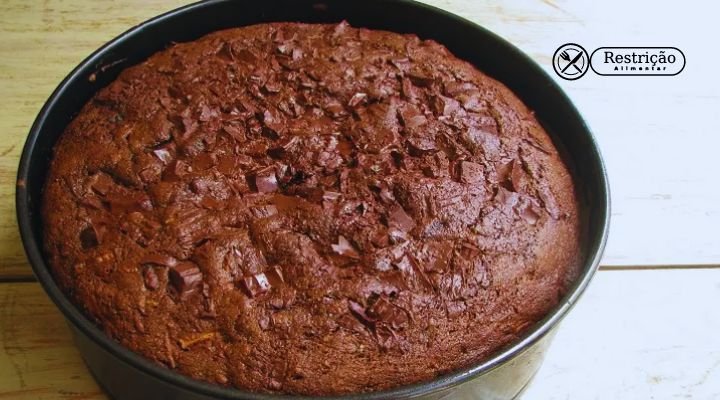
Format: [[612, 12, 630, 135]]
[[1, 1, 718, 398]]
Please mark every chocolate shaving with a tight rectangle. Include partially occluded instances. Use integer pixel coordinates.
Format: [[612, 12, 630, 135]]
[[348, 300, 376, 329], [331, 235, 361, 259], [239, 271, 272, 298], [265, 265, 285, 286], [370, 228, 390, 248], [367, 297, 409, 329], [401, 77, 418, 99], [398, 105, 427, 129], [388, 206, 415, 232], [252, 167, 278, 193], [406, 136, 437, 156], [407, 71, 433, 87], [432, 95, 461, 116], [267, 136, 299, 159], [178, 332, 216, 350], [152, 147, 174, 165], [393, 254, 434, 291]]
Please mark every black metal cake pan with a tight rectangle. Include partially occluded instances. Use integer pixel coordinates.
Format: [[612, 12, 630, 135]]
[[16, 0, 610, 399]]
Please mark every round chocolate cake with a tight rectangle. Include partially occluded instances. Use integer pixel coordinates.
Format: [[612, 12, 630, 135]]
[[43, 22, 581, 395]]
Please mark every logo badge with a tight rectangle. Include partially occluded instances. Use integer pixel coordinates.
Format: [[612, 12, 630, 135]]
[[553, 43, 590, 81], [590, 47, 686, 76]]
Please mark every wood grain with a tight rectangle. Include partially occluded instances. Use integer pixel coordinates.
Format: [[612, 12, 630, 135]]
[[2, 270, 719, 399], [525, 269, 720, 399], [0, 283, 103, 399]]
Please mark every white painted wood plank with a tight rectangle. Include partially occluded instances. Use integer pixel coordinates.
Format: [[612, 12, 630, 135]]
[[525, 269, 720, 399], [419, 0, 720, 265]]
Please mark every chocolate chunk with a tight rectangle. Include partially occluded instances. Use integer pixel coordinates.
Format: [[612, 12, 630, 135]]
[[406, 136, 437, 156], [495, 159, 514, 184], [348, 300, 375, 329], [323, 99, 346, 117], [401, 77, 418, 99], [267, 136, 300, 159], [193, 153, 216, 171], [264, 79, 282, 93], [260, 109, 284, 137], [432, 95, 462, 116], [143, 266, 159, 290], [520, 205, 541, 225], [168, 262, 203, 296], [463, 127, 500, 156], [89, 173, 115, 196], [369, 180, 396, 204], [398, 105, 427, 129], [370, 228, 390, 248], [141, 253, 178, 267], [444, 81, 479, 96], [388, 206, 415, 232], [367, 297, 409, 329], [152, 146, 174, 165], [162, 160, 193, 182], [407, 71, 433, 87], [388, 227, 409, 244], [393, 253, 434, 291], [239, 271, 272, 298], [457, 161, 484, 184], [252, 167, 278, 193], [265, 265, 285, 286], [348, 92, 367, 108], [331, 235, 361, 259], [79, 225, 100, 249]]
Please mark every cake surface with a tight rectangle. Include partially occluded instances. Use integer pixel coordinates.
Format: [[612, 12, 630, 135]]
[[43, 22, 581, 395]]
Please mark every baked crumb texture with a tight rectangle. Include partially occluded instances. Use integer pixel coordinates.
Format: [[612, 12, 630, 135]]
[[43, 22, 581, 395]]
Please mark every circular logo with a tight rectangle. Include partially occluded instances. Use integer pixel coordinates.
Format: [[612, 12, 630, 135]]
[[553, 43, 589, 80]]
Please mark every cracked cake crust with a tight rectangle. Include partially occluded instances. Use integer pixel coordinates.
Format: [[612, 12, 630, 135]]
[[42, 22, 581, 395]]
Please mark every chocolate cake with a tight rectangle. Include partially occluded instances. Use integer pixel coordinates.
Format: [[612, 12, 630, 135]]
[[42, 22, 581, 395]]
